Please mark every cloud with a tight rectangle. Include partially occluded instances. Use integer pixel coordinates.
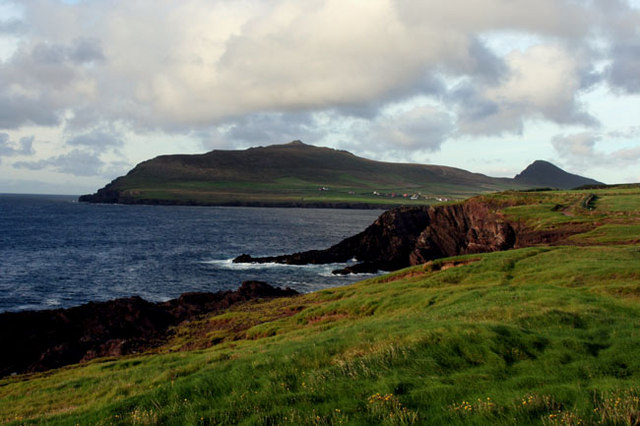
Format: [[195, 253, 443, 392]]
[[10, 127, 128, 177], [334, 104, 454, 162], [0, 93, 61, 129], [369, 106, 454, 151], [28, 38, 104, 66], [66, 128, 124, 151], [454, 44, 597, 136], [12, 126, 130, 176], [552, 132, 598, 160], [224, 112, 324, 146], [608, 126, 640, 139], [607, 42, 640, 94], [0, 0, 618, 134], [0, 133, 34, 157], [0, 37, 103, 129], [552, 130, 640, 171], [14, 149, 106, 177], [0, 18, 25, 35]]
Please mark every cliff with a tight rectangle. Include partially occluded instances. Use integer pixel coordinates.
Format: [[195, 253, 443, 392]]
[[235, 200, 517, 273], [234, 189, 602, 274]]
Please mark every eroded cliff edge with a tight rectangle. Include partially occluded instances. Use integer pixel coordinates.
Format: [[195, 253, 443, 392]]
[[234, 197, 580, 274], [235, 200, 516, 273]]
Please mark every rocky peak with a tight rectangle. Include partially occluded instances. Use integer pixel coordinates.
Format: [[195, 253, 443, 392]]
[[514, 160, 603, 189]]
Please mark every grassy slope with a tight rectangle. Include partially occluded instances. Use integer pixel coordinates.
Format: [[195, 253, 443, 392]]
[[105, 142, 523, 206], [3, 186, 640, 425]]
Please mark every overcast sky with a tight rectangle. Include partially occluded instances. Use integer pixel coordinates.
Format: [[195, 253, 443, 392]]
[[1, 0, 639, 194]]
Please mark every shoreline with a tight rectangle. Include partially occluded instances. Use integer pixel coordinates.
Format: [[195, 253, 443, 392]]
[[0, 281, 299, 378], [77, 197, 420, 210]]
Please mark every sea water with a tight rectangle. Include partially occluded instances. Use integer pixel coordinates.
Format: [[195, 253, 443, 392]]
[[0, 194, 383, 312]]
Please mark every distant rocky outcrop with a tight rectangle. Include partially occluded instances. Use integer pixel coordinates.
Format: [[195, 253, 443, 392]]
[[235, 200, 517, 274], [0, 281, 297, 378], [514, 160, 603, 189]]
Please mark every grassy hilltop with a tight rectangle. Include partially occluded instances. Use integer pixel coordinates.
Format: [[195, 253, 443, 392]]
[[80, 141, 526, 207], [3, 186, 640, 424]]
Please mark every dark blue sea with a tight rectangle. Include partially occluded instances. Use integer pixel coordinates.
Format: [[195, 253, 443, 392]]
[[0, 194, 384, 312]]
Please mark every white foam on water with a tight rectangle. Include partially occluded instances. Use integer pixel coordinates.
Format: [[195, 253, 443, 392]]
[[200, 258, 381, 281], [201, 258, 295, 270], [201, 258, 350, 272], [14, 304, 42, 312], [43, 298, 61, 307]]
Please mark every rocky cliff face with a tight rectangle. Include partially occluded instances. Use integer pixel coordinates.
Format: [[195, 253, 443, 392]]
[[409, 201, 516, 264], [235, 201, 516, 273], [0, 281, 297, 378], [78, 180, 123, 203]]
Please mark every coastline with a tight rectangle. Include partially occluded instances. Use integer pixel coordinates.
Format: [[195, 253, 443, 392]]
[[77, 197, 404, 210], [0, 281, 298, 378]]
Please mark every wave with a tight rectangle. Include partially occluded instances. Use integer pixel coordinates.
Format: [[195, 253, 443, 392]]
[[44, 297, 61, 307], [201, 258, 351, 274]]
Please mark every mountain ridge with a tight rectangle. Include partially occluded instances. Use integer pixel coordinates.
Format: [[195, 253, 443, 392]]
[[80, 141, 601, 207]]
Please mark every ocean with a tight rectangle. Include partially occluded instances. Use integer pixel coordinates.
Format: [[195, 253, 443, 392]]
[[0, 194, 384, 312]]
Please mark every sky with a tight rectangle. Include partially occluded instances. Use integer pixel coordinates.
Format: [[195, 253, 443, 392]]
[[1, 0, 639, 194]]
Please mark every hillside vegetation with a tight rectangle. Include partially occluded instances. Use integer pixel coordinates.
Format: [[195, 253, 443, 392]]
[[3, 185, 640, 425], [80, 141, 526, 207]]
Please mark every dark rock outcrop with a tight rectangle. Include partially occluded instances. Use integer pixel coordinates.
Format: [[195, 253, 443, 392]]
[[78, 182, 122, 203], [235, 201, 516, 273], [0, 281, 297, 378], [159, 280, 298, 322]]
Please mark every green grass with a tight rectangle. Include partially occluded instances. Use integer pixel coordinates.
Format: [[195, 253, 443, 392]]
[[594, 187, 640, 213], [3, 187, 640, 424], [570, 224, 640, 244]]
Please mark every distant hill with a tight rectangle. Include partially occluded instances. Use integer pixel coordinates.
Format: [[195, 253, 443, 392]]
[[514, 160, 603, 189], [79, 142, 602, 207], [79, 141, 521, 207]]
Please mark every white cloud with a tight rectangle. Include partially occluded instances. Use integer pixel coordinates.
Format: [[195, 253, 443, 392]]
[[368, 106, 453, 151], [66, 128, 123, 151], [608, 126, 640, 139], [0, 0, 609, 131], [607, 42, 640, 94], [456, 44, 597, 136], [0, 133, 34, 157], [14, 148, 106, 176], [552, 130, 640, 171], [552, 132, 598, 160]]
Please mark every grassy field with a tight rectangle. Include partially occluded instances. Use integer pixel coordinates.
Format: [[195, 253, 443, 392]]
[[114, 176, 517, 207], [2, 186, 640, 425]]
